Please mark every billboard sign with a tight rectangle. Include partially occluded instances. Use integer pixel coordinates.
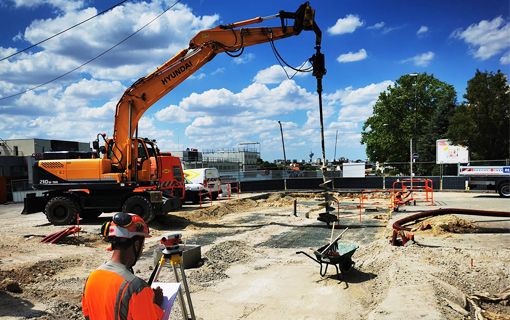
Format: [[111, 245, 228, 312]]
[[436, 139, 469, 164]]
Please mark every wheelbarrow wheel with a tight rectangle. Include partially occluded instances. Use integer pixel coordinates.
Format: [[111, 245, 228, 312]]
[[340, 259, 354, 273]]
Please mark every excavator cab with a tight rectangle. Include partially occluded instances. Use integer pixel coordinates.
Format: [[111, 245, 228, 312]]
[[96, 136, 158, 183], [133, 138, 159, 183]]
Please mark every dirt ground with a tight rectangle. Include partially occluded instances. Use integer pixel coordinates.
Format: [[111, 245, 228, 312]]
[[0, 191, 509, 320]]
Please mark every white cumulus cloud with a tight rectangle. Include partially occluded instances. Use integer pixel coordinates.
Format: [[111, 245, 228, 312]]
[[1, 2, 219, 88], [367, 22, 385, 30], [366, 21, 399, 34], [327, 14, 363, 35], [232, 53, 255, 65], [402, 51, 435, 67], [327, 80, 393, 123], [336, 49, 367, 63], [417, 26, 429, 36], [10, 0, 85, 12], [452, 16, 510, 62], [153, 79, 321, 153], [253, 64, 309, 84], [500, 51, 510, 65], [0, 1, 221, 143], [327, 81, 392, 105], [155, 105, 190, 123]]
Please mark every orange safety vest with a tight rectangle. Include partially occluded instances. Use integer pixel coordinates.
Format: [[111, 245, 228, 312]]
[[82, 261, 164, 320]]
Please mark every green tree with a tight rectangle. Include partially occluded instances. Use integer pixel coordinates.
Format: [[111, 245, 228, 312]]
[[257, 160, 278, 170], [447, 70, 510, 160], [361, 73, 457, 174]]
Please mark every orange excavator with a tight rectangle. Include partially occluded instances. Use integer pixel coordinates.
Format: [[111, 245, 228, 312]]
[[22, 2, 324, 224]]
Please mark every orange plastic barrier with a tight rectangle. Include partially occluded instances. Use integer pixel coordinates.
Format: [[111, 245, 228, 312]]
[[391, 178, 434, 210]]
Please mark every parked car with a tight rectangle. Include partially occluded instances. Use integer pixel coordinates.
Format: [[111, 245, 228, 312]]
[[184, 178, 209, 204], [183, 168, 222, 200]]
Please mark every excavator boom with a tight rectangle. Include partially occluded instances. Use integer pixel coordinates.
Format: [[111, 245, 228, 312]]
[[110, 2, 322, 181], [25, 2, 324, 225]]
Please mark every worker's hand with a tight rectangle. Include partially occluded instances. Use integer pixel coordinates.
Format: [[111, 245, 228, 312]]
[[153, 286, 163, 306]]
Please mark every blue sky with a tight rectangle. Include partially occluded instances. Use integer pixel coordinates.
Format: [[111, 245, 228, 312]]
[[0, 0, 509, 162]]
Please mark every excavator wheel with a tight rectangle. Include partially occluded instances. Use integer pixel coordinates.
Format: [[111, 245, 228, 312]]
[[122, 195, 154, 223], [45, 196, 79, 225]]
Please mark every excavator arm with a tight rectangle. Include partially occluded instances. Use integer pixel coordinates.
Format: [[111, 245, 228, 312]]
[[110, 2, 322, 181]]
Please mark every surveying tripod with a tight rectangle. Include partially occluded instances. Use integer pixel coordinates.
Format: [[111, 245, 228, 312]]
[[148, 240, 196, 320]]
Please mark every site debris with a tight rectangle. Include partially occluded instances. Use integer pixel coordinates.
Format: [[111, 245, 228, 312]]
[[0, 191, 509, 320]]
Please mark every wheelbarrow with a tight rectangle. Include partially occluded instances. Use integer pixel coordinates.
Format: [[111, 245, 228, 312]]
[[296, 228, 358, 278]]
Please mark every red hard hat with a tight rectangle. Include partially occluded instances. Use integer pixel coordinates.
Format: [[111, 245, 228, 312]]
[[101, 212, 150, 241]]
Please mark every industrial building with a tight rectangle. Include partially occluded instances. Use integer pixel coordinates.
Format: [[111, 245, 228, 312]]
[[0, 138, 90, 157], [173, 146, 260, 172]]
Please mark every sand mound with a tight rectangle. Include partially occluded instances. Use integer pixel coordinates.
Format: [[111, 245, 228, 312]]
[[413, 214, 477, 235], [187, 199, 259, 220], [186, 194, 303, 221], [262, 193, 295, 207]]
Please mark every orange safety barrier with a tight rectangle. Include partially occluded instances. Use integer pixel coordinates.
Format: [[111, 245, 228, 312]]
[[331, 195, 364, 223], [391, 178, 434, 210], [222, 181, 241, 200], [201, 182, 241, 206], [358, 189, 394, 222], [198, 190, 212, 208]]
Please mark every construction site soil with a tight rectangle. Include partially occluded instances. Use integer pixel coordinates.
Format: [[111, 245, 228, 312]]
[[0, 191, 508, 319]]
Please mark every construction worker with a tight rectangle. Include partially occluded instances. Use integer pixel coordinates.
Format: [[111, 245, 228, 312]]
[[82, 212, 164, 319]]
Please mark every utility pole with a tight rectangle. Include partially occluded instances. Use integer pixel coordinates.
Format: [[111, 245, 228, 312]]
[[332, 129, 339, 189], [278, 121, 287, 191], [409, 73, 418, 191], [334, 129, 338, 168], [410, 138, 413, 190]]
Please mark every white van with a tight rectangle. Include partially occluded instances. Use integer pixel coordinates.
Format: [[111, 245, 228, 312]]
[[183, 168, 221, 201]]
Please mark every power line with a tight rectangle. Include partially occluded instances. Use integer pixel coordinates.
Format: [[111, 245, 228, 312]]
[[0, 0, 130, 62], [0, 0, 181, 101]]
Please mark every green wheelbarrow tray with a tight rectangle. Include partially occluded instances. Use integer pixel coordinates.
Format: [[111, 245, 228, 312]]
[[297, 242, 359, 278]]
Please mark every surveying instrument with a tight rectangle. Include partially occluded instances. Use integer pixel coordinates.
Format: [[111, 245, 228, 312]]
[[148, 233, 196, 320]]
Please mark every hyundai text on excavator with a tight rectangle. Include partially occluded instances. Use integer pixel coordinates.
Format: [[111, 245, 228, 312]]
[[22, 2, 324, 225]]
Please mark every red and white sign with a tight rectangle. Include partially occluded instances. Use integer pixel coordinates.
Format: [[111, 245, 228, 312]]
[[459, 166, 510, 176]]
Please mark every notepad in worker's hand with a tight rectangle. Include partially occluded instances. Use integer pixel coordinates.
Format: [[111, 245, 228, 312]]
[[151, 282, 181, 320]]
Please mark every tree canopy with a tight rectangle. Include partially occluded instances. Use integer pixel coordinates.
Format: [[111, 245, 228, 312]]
[[447, 70, 510, 160], [361, 73, 456, 174]]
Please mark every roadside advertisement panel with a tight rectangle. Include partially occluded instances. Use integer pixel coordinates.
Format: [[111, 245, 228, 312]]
[[436, 139, 469, 164]]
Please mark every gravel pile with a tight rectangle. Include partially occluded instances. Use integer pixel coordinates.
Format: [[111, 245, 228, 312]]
[[0, 257, 81, 286], [188, 240, 252, 286], [0, 257, 88, 319], [37, 300, 83, 320]]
